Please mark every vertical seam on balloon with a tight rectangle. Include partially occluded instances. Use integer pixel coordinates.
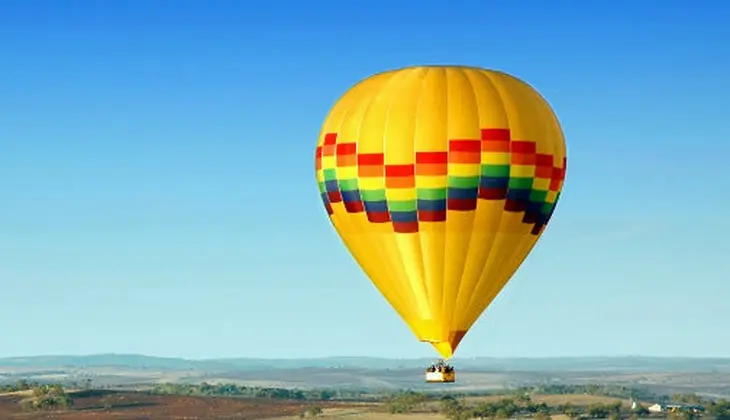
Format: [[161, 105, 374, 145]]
[[453, 69, 503, 332], [528, 78, 565, 238], [412, 68, 432, 312], [439, 66, 451, 352], [478, 72, 527, 316], [378, 71, 426, 325], [460, 70, 511, 321], [473, 72, 558, 322], [351, 74, 415, 322], [329, 92, 362, 276], [468, 72, 551, 326], [334, 90, 363, 219], [383, 69, 435, 326], [508, 72, 565, 234], [448, 67, 482, 346], [546, 88, 567, 229], [322, 108, 347, 237], [543, 88, 561, 230], [476, 72, 535, 325]]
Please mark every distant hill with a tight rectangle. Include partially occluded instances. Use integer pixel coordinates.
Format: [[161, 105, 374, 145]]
[[1, 354, 730, 372], [3, 354, 730, 396]]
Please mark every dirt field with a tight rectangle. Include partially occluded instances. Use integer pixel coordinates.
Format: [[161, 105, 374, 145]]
[[270, 408, 576, 419], [271, 407, 444, 419], [0, 390, 362, 419], [0, 391, 632, 419]]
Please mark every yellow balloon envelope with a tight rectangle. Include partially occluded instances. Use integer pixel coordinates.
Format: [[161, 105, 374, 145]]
[[314, 66, 567, 359]]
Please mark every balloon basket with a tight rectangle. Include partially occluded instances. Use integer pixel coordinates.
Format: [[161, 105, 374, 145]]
[[425, 360, 456, 383]]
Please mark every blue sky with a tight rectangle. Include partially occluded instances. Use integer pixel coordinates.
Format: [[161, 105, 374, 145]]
[[1, 0, 729, 359]]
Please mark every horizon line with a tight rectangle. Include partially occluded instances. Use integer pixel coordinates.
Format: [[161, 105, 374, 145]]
[[2, 353, 729, 361]]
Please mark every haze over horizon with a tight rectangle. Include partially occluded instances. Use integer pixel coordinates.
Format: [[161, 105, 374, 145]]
[[5, 353, 730, 361], [2, 0, 729, 360]]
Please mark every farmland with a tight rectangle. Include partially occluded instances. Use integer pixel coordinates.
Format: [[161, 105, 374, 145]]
[[2, 356, 730, 419]]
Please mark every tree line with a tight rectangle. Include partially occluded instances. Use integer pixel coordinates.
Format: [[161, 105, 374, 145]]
[[512, 384, 658, 401], [150, 382, 369, 401], [20, 384, 74, 412], [706, 400, 730, 420], [387, 392, 632, 419], [2, 379, 662, 403], [1, 378, 93, 393], [146, 382, 663, 403], [386, 391, 730, 420], [0, 381, 74, 412]]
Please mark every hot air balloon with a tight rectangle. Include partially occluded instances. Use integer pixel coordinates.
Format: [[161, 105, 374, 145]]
[[314, 66, 567, 383]]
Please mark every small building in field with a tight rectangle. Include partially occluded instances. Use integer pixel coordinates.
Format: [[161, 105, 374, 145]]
[[648, 403, 705, 413]]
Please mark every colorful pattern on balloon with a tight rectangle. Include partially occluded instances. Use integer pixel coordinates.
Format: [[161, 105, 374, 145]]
[[315, 128, 566, 235]]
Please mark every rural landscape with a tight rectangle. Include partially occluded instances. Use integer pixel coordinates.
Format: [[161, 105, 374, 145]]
[[3, 0, 727, 419], [1, 355, 730, 419]]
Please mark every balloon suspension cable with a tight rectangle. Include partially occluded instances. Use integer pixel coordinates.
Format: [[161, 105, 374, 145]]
[[433, 359, 452, 367]]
